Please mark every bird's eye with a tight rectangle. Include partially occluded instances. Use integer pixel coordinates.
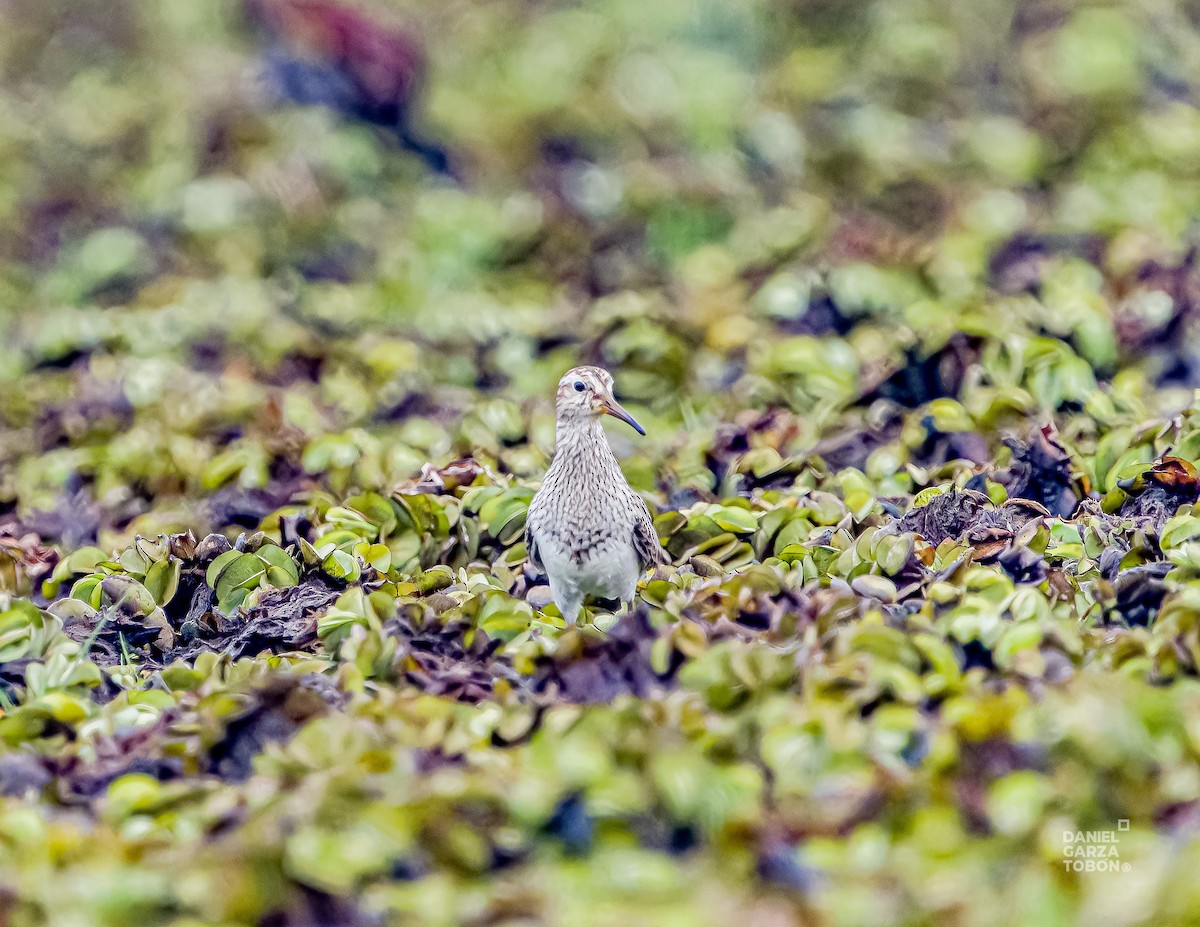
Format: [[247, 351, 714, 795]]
[[573, 381, 586, 392]]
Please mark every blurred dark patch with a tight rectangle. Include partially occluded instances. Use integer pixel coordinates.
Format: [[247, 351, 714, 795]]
[[261, 51, 361, 117], [0, 753, 52, 798], [244, 0, 454, 176], [988, 232, 1106, 295], [26, 347, 95, 372], [544, 792, 594, 856], [665, 485, 712, 509], [993, 543, 1049, 585], [1156, 799, 1200, 836], [824, 209, 933, 269], [872, 179, 949, 235], [205, 474, 311, 531], [756, 843, 820, 893], [1010, 0, 1071, 37], [16, 196, 96, 268], [386, 607, 520, 703], [706, 408, 805, 490], [1104, 561, 1172, 627], [0, 659, 36, 705], [530, 609, 672, 703], [901, 729, 931, 767], [389, 851, 431, 882], [263, 350, 326, 386], [1114, 248, 1200, 388], [49, 723, 183, 803], [294, 239, 374, 283], [775, 290, 855, 337], [957, 738, 1047, 832], [860, 334, 983, 408], [786, 0, 870, 43], [23, 475, 104, 549], [909, 414, 991, 468], [205, 673, 343, 781], [261, 887, 381, 927], [525, 139, 652, 297], [196, 106, 272, 175], [33, 377, 135, 454], [373, 387, 465, 425], [812, 407, 904, 472], [632, 817, 698, 856], [587, 222, 659, 297], [412, 748, 464, 776], [189, 337, 230, 373]]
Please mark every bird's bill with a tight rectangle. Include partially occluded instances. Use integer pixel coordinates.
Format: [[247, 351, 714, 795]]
[[600, 397, 646, 435]]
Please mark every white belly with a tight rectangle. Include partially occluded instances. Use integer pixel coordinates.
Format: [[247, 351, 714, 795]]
[[538, 535, 640, 601]]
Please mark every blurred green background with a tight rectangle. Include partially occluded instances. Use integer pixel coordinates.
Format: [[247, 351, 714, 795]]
[[3, 1, 1200, 925], [3, 0, 1200, 535]]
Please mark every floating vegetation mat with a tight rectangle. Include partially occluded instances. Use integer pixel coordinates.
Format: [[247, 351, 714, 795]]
[[3, 0, 1200, 924]]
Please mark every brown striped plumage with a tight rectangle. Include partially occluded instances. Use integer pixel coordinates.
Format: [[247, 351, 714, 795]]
[[525, 367, 668, 626]]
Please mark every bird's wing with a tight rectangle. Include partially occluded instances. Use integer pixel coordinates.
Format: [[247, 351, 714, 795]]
[[632, 494, 670, 570], [524, 506, 544, 575]]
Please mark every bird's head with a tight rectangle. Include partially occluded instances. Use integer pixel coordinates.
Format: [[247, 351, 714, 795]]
[[555, 366, 645, 435]]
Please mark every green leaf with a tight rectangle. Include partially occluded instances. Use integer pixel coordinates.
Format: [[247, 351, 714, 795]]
[[707, 506, 759, 534], [839, 470, 877, 521], [322, 550, 361, 582], [257, 545, 300, 585], [217, 554, 268, 592], [143, 558, 182, 606], [205, 549, 243, 588], [70, 575, 105, 610]]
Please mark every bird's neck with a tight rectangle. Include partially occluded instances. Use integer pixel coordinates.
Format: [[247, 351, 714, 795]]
[[553, 415, 613, 466]]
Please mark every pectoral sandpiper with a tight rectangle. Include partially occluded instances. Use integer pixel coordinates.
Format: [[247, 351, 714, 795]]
[[525, 366, 669, 626]]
